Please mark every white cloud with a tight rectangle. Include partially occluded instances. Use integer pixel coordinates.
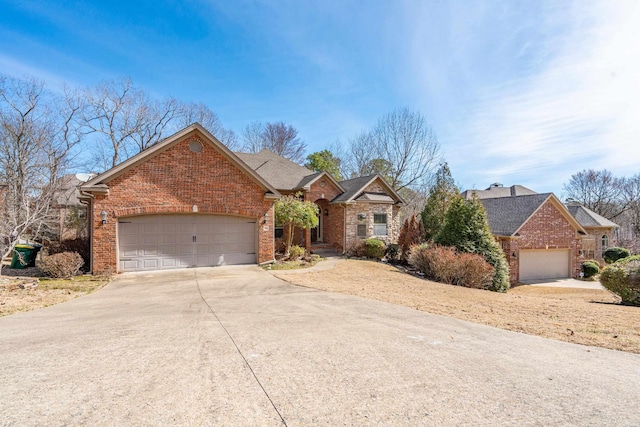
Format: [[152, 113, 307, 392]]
[[443, 0, 640, 191]]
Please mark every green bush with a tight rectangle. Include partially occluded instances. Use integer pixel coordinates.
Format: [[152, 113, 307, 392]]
[[364, 238, 386, 260], [582, 261, 600, 279], [384, 243, 400, 263], [600, 255, 640, 305], [288, 245, 306, 260], [39, 252, 84, 279], [603, 247, 631, 264]]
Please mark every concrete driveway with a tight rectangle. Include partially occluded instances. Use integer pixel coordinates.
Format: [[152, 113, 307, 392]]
[[523, 278, 605, 290], [1, 266, 638, 426]]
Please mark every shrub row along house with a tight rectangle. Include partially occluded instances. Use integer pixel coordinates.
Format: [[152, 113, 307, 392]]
[[461, 184, 618, 284], [80, 124, 404, 274]]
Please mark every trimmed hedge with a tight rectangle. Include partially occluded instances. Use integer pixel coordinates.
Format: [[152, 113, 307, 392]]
[[582, 261, 600, 279], [364, 238, 386, 260], [603, 247, 631, 264], [600, 255, 640, 306]]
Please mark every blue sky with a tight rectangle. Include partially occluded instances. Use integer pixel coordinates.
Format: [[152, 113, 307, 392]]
[[1, 0, 639, 195]]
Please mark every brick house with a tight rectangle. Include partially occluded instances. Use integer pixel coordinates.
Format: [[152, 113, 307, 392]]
[[463, 184, 618, 284], [80, 124, 403, 274]]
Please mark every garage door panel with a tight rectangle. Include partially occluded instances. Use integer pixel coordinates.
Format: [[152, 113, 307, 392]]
[[142, 259, 159, 269], [118, 214, 256, 272], [520, 250, 570, 281]]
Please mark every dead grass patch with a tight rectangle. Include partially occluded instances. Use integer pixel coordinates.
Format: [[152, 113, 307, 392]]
[[274, 259, 640, 353], [0, 275, 110, 317]]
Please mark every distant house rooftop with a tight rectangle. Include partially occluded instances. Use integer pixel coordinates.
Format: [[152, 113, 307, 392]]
[[461, 183, 537, 200]]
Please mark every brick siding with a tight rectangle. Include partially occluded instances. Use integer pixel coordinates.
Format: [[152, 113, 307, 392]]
[[305, 178, 344, 252], [89, 134, 274, 274], [500, 200, 582, 284]]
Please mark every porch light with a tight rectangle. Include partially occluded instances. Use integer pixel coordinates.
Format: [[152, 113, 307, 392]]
[[511, 252, 517, 259], [100, 211, 108, 225], [324, 209, 329, 216], [264, 213, 269, 224]]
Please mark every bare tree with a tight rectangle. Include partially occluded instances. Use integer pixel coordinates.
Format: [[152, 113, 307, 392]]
[[342, 108, 440, 191], [617, 174, 640, 252], [562, 169, 629, 220], [241, 121, 306, 164], [82, 78, 146, 170], [0, 75, 81, 267], [241, 120, 264, 154], [130, 97, 180, 152], [175, 102, 239, 150], [563, 169, 640, 251], [343, 131, 375, 179], [370, 107, 440, 192]]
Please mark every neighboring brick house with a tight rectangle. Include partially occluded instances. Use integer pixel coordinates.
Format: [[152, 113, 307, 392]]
[[80, 124, 404, 274], [464, 184, 618, 284], [50, 174, 94, 241]]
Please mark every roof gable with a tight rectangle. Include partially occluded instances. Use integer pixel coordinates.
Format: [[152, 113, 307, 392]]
[[296, 171, 344, 193], [81, 124, 280, 198], [480, 193, 585, 236], [333, 174, 404, 205]]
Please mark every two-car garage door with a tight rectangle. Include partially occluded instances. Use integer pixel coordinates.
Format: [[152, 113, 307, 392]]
[[118, 215, 256, 272], [519, 249, 570, 281]]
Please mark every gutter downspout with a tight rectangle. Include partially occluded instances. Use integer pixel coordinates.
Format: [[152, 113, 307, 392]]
[[342, 203, 347, 254]]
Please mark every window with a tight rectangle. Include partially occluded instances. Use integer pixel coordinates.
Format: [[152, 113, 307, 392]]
[[373, 213, 387, 236], [357, 213, 366, 238], [274, 217, 284, 238], [601, 234, 609, 257]]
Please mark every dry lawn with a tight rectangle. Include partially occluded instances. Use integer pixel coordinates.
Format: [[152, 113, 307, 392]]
[[0, 275, 110, 317], [274, 259, 640, 353]]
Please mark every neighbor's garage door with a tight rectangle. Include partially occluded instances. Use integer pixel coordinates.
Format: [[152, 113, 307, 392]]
[[519, 249, 570, 281], [118, 215, 256, 272]]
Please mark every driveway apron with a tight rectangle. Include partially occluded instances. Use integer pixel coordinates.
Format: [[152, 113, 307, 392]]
[[1, 265, 639, 426]]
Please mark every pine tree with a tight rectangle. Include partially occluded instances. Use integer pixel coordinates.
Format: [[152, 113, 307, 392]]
[[421, 163, 459, 241], [435, 196, 510, 292]]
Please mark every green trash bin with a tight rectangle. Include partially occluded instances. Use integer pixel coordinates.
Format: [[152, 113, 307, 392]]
[[10, 244, 41, 269]]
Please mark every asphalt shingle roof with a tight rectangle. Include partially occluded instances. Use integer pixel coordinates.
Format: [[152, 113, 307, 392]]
[[234, 149, 314, 191], [479, 193, 552, 236], [566, 204, 619, 228], [461, 184, 537, 200]]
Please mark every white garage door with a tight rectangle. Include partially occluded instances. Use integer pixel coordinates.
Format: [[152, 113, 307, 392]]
[[118, 215, 257, 272], [519, 249, 570, 281]]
